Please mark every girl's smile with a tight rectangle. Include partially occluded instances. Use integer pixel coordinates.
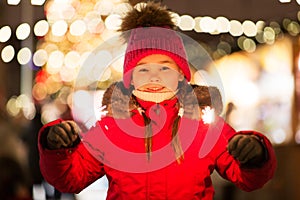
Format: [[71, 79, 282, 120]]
[[131, 54, 184, 93], [137, 83, 166, 93]]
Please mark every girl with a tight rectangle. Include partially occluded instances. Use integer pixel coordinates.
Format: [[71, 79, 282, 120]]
[[38, 2, 276, 199]]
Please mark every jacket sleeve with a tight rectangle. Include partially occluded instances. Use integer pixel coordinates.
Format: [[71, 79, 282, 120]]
[[214, 118, 277, 192], [38, 119, 106, 194]]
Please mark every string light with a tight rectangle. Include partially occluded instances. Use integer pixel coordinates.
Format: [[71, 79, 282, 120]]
[[199, 16, 216, 33], [31, 0, 46, 6], [34, 20, 49, 37], [16, 23, 31, 40], [17, 47, 32, 65], [178, 15, 195, 31], [7, 0, 21, 5], [0, 26, 12, 42], [1, 45, 15, 63], [33, 49, 48, 67], [229, 20, 243, 37]]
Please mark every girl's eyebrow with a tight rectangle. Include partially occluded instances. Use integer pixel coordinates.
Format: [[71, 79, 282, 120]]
[[137, 60, 175, 66]]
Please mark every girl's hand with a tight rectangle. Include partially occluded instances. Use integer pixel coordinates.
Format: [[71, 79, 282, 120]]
[[47, 120, 80, 150], [228, 134, 265, 166]]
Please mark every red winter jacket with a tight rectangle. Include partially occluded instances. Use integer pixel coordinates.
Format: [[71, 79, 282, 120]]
[[38, 85, 276, 200]]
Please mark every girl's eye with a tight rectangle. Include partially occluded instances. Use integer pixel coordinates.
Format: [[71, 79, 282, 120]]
[[160, 66, 170, 71], [138, 68, 148, 72]]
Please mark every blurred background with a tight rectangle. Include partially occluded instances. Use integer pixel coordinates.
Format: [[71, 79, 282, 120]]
[[0, 0, 299, 199]]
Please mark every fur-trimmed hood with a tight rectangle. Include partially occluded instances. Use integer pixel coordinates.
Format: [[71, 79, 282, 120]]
[[101, 81, 223, 119]]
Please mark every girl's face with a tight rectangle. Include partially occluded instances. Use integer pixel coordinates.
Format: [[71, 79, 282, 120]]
[[131, 54, 184, 93]]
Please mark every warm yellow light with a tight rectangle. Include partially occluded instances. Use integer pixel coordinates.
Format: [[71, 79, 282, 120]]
[[16, 23, 31, 40], [64, 51, 81, 69], [216, 16, 230, 33], [45, 76, 62, 94], [200, 16, 216, 33], [271, 129, 287, 144], [105, 14, 122, 31], [242, 20, 257, 37], [31, 0, 46, 6], [111, 55, 124, 73], [287, 21, 300, 36], [7, 0, 21, 5], [47, 50, 64, 73], [256, 21, 265, 32], [170, 12, 181, 26], [6, 97, 21, 117], [243, 38, 256, 53], [178, 15, 195, 31], [113, 3, 131, 17], [0, 26, 12, 42], [94, 0, 114, 16], [88, 50, 113, 82], [263, 27, 275, 44], [193, 17, 202, 33], [33, 49, 48, 67], [17, 47, 32, 65], [60, 66, 77, 82], [99, 68, 112, 82], [32, 82, 48, 101], [193, 70, 211, 86], [229, 20, 243, 36], [70, 20, 87, 36], [84, 11, 104, 34], [1, 45, 15, 63], [34, 20, 49, 37], [51, 20, 68, 37], [202, 106, 215, 124]]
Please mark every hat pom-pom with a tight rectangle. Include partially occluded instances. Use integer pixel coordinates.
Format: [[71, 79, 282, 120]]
[[120, 1, 176, 32]]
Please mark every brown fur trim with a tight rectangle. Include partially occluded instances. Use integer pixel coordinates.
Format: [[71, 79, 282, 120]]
[[102, 82, 137, 119], [102, 81, 223, 119]]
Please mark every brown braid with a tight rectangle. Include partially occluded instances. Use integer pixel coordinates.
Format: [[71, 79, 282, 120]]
[[172, 115, 184, 164], [142, 111, 152, 161], [141, 107, 184, 163]]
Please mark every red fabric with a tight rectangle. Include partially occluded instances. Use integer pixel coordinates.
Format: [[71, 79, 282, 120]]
[[38, 99, 276, 199]]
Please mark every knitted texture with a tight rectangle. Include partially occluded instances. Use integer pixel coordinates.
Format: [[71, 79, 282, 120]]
[[123, 27, 191, 88]]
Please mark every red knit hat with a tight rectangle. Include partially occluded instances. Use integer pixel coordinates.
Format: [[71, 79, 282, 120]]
[[123, 27, 191, 88], [120, 2, 191, 88]]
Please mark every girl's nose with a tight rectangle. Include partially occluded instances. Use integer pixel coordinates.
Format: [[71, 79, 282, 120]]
[[149, 73, 160, 82]]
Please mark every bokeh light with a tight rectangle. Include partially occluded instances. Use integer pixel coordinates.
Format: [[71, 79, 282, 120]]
[[7, 0, 21, 5], [0, 25, 12, 43], [16, 23, 31, 40], [33, 49, 48, 67], [31, 0, 46, 6], [242, 20, 257, 37], [178, 15, 195, 31], [216, 16, 230, 33], [1, 45, 15, 63], [17, 47, 32, 65], [105, 14, 122, 31], [94, 0, 114, 16], [199, 16, 216, 33], [229, 20, 243, 36], [70, 20, 87, 36], [34, 20, 49, 37], [64, 51, 81, 69], [51, 20, 68, 37]]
